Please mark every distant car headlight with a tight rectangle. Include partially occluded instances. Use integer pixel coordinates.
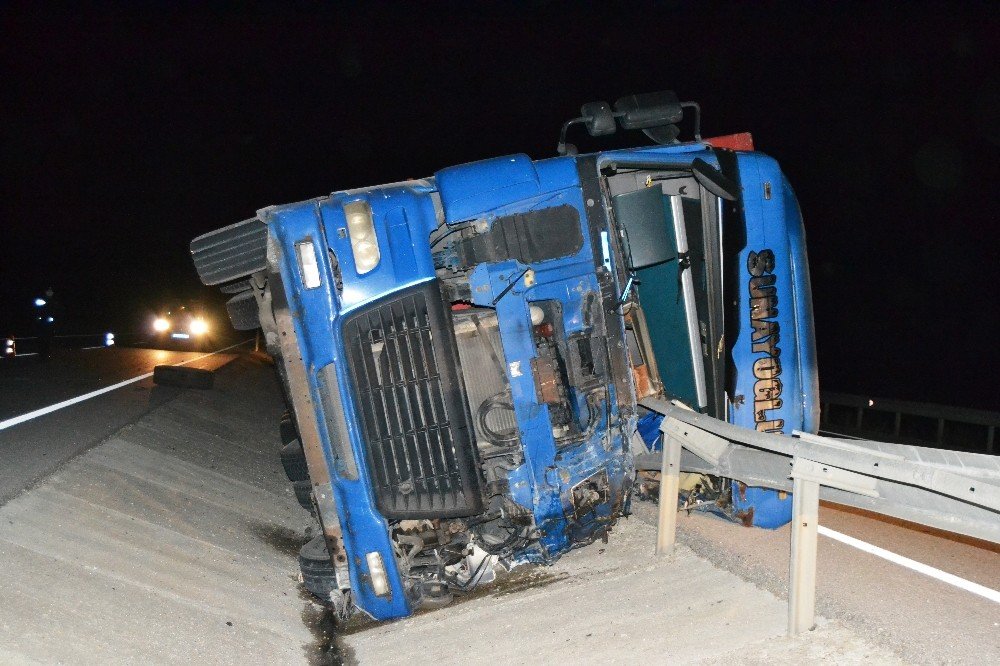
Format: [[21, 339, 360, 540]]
[[190, 318, 208, 335], [153, 318, 170, 332]]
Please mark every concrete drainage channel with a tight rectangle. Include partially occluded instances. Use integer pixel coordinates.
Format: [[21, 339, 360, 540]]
[[0, 353, 906, 664]]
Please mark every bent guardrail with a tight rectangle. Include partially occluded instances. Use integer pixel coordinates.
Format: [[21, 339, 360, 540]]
[[638, 397, 1000, 635]]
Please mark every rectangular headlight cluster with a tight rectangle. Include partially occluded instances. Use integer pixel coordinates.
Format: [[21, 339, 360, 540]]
[[344, 201, 380, 274]]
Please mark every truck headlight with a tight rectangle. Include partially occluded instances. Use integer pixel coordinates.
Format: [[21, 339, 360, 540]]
[[344, 200, 380, 274], [153, 318, 170, 332], [190, 318, 208, 335]]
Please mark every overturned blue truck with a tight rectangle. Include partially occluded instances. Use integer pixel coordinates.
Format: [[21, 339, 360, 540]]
[[191, 92, 818, 621]]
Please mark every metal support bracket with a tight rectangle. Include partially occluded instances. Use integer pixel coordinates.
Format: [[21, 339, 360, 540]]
[[655, 431, 682, 556], [661, 416, 730, 466], [789, 463, 819, 635], [786, 456, 879, 634], [791, 457, 880, 498]]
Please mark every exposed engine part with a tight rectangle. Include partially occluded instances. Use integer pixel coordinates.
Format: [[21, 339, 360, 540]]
[[531, 302, 581, 442], [454, 204, 584, 269], [447, 545, 499, 589], [452, 307, 519, 451], [477, 391, 519, 447], [570, 470, 611, 520]]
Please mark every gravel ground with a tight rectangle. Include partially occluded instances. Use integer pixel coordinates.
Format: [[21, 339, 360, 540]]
[[632, 501, 1000, 665], [0, 354, 321, 663], [342, 513, 905, 664]]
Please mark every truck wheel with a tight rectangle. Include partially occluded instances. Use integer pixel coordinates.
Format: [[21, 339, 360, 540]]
[[279, 411, 298, 446], [293, 480, 315, 514], [280, 439, 310, 482], [299, 534, 339, 600]]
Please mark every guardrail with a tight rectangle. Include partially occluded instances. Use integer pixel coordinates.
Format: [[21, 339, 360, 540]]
[[638, 397, 1000, 636], [3, 332, 116, 357], [820, 392, 998, 455]]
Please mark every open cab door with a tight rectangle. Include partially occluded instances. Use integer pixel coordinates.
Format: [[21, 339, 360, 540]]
[[601, 148, 818, 528]]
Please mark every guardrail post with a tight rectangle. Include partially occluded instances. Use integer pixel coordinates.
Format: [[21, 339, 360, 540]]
[[988, 426, 995, 455], [655, 433, 682, 556], [789, 460, 819, 635]]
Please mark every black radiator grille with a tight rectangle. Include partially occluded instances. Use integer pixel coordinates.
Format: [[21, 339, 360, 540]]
[[342, 281, 484, 519]]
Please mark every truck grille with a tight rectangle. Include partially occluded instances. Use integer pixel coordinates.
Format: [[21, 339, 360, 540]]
[[342, 280, 484, 519]]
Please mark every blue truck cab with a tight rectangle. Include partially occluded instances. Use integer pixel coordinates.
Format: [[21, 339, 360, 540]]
[[191, 92, 817, 621]]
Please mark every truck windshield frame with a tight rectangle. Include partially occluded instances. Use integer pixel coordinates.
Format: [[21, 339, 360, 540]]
[[602, 162, 727, 416]]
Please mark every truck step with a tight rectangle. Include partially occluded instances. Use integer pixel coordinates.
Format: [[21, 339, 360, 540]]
[[190, 217, 268, 286]]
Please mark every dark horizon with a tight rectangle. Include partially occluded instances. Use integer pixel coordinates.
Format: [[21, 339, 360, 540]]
[[1, 3, 997, 409]]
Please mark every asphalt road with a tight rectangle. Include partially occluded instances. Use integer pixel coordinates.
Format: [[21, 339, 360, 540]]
[[0, 344, 245, 504], [660, 500, 1000, 664]]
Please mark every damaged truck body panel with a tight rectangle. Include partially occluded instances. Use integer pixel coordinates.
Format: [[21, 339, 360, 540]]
[[191, 93, 818, 621]]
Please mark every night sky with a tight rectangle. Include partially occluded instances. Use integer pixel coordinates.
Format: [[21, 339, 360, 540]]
[[1, 3, 997, 409]]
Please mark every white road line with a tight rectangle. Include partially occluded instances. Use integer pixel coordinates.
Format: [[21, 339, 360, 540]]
[[80, 345, 106, 351], [0, 340, 252, 431], [819, 525, 1000, 604]]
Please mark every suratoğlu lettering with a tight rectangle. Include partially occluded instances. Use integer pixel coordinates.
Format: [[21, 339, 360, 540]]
[[748, 249, 783, 433]]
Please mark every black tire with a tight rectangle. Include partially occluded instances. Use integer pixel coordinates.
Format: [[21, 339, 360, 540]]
[[419, 588, 454, 610], [279, 411, 298, 446], [293, 480, 315, 514], [280, 439, 310, 482], [299, 534, 339, 600]]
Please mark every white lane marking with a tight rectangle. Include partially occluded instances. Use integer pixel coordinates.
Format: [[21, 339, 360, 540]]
[[80, 345, 107, 351], [819, 525, 1000, 604], [0, 340, 252, 431], [13, 353, 38, 357]]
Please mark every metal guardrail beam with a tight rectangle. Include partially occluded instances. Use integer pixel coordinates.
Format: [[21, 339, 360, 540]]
[[820, 391, 998, 454], [641, 398, 1000, 517], [639, 396, 1000, 636], [821, 392, 1000, 428]]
